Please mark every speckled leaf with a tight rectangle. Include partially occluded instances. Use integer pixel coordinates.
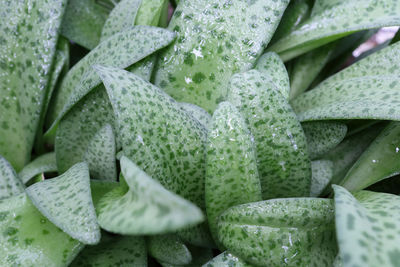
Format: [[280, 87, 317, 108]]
[[60, 0, 109, 49], [154, 0, 289, 113], [333, 185, 400, 267], [0, 0, 66, 171], [90, 180, 119, 208], [0, 193, 83, 266], [18, 152, 57, 184], [292, 42, 400, 122], [55, 86, 118, 173], [341, 122, 400, 192], [218, 198, 337, 266], [100, 0, 142, 42], [0, 155, 24, 199], [97, 156, 204, 235], [128, 56, 157, 81], [26, 162, 100, 244], [179, 102, 211, 128], [95, 65, 207, 209], [268, 0, 400, 60], [71, 233, 147, 267], [46, 26, 176, 131], [311, 160, 333, 197], [148, 234, 192, 265], [202, 251, 253, 267], [302, 121, 347, 160], [206, 102, 262, 244], [255, 52, 290, 99], [84, 124, 117, 181], [135, 0, 168, 26], [176, 224, 215, 248], [227, 70, 311, 199]]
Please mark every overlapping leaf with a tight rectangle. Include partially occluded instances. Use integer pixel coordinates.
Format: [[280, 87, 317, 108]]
[[0, 155, 24, 199], [18, 152, 57, 184], [148, 234, 192, 265], [311, 160, 333, 197], [179, 102, 211, 128], [203, 251, 252, 267]]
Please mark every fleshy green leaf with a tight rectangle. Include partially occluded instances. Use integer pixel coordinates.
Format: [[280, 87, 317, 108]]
[[135, 0, 169, 26], [100, 0, 142, 42], [341, 122, 400, 192], [227, 70, 311, 199], [202, 251, 253, 267], [302, 121, 347, 160], [0, 0, 67, 171], [218, 198, 337, 266], [269, 0, 400, 60], [176, 224, 216, 248], [0, 155, 24, 199], [154, 0, 289, 113], [71, 233, 147, 267], [179, 102, 211, 128], [46, 26, 176, 132], [311, 160, 333, 197], [95, 65, 207, 209], [60, 0, 109, 49], [90, 180, 119, 208], [18, 152, 57, 184], [255, 52, 290, 99], [292, 43, 400, 122], [97, 156, 204, 235], [206, 102, 262, 244], [84, 124, 117, 181], [333, 185, 400, 267], [148, 234, 192, 265], [0, 193, 83, 266], [26, 162, 100, 244]]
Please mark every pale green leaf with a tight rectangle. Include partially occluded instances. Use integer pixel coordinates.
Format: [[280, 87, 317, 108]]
[[135, 0, 169, 26], [18, 152, 57, 184], [218, 198, 337, 266], [227, 70, 311, 199], [97, 156, 204, 235], [90, 180, 119, 208], [302, 121, 347, 160], [0, 155, 24, 199], [26, 162, 100, 244], [84, 124, 117, 181], [148, 234, 192, 265], [206, 102, 262, 244], [179, 102, 211, 128], [154, 0, 289, 113], [202, 251, 252, 267], [0, 0, 67, 171], [269, 0, 400, 60], [0, 193, 83, 266], [311, 160, 333, 197], [333, 185, 400, 267]]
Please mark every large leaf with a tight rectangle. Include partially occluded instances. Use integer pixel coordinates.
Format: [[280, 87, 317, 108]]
[[0, 193, 83, 266], [60, 0, 109, 49], [97, 156, 204, 235], [218, 198, 337, 266], [148, 234, 192, 265], [203, 251, 253, 267], [71, 233, 147, 267], [206, 102, 262, 244], [95, 65, 207, 209], [0, 155, 24, 199], [154, 0, 289, 113], [302, 121, 347, 160], [268, 0, 400, 61], [341, 122, 400, 192], [333, 185, 400, 267], [26, 162, 100, 244], [46, 26, 175, 131], [292, 42, 400, 122], [227, 70, 311, 199], [0, 0, 66, 171], [18, 152, 57, 184]]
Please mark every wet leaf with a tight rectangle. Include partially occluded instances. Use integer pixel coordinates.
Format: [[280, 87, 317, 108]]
[[202, 251, 252, 267]]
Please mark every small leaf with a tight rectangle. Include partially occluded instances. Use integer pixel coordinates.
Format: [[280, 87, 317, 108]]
[[0, 193, 83, 266], [255, 52, 290, 99], [26, 163, 100, 245], [311, 160, 333, 197], [84, 124, 117, 181], [218, 198, 337, 266], [206, 102, 262, 244], [0, 155, 24, 200], [18, 152, 57, 184], [227, 70, 311, 199], [97, 156, 204, 235], [333, 185, 400, 267], [90, 180, 119, 208], [154, 0, 289, 113], [203, 251, 253, 267], [179, 102, 211, 128], [302, 121, 347, 160], [341, 122, 400, 192], [176, 224, 216, 248], [71, 232, 147, 267], [148, 234, 192, 265]]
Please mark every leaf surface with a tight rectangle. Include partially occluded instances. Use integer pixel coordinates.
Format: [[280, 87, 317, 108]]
[[0, 155, 24, 199], [148, 234, 192, 265], [18, 153, 57, 184]]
